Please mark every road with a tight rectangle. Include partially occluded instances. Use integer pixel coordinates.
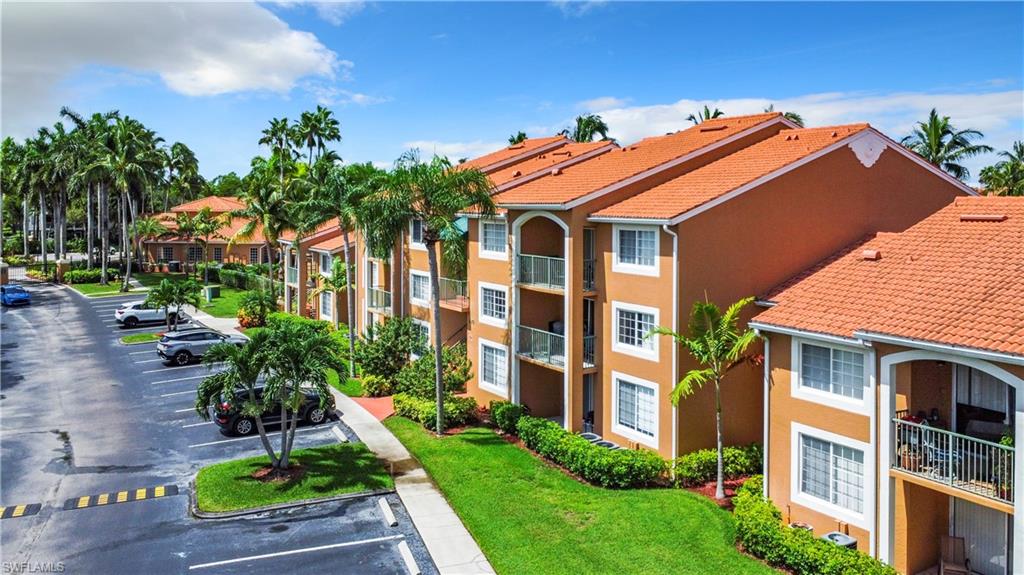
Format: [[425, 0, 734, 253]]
[[0, 281, 435, 574]]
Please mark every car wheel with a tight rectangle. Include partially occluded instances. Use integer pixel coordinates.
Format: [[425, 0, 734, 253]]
[[123, 316, 139, 328], [306, 406, 328, 425], [176, 312, 187, 323], [233, 418, 255, 436], [173, 351, 192, 366]]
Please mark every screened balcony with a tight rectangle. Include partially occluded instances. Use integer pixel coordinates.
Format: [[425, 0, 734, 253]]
[[439, 277, 469, 312], [517, 325, 565, 369], [517, 254, 565, 291], [367, 287, 392, 315]]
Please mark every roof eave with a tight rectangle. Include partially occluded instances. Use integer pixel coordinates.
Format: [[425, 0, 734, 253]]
[[852, 331, 1024, 367]]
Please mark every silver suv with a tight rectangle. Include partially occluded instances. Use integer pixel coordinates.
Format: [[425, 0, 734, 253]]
[[157, 329, 249, 366]]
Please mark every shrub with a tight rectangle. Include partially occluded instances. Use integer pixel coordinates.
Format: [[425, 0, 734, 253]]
[[490, 400, 527, 434], [63, 268, 121, 284], [266, 311, 332, 333], [734, 476, 896, 575], [66, 237, 87, 253], [393, 392, 477, 431], [355, 317, 425, 384], [237, 288, 277, 328], [673, 443, 763, 487], [3, 254, 34, 265], [516, 416, 667, 488], [195, 262, 220, 283], [394, 343, 471, 399], [361, 375, 393, 397]]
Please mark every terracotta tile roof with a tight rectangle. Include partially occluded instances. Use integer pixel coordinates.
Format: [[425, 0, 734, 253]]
[[487, 141, 616, 186], [754, 197, 1024, 358], [280, 217, 340, 242], [309, 232, 354, 253], [170, 196, 245, 214], [145, 213, 265, 245], [457, 136, 568, 171], [492, 113, 785, 207], [591, 124, 870, 221]]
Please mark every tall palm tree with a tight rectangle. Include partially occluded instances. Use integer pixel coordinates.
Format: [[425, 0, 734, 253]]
[[561, 114, 610, 143], [763, 104, 804, 127], [231, 155, 295, 288], [687, 105, 725, 125], [191, 206, 226, 286], [900, 108, 993, 181], [259, 117, 295, 186], [164, 142, 200, 211], [651, 296, 760, 499], [979, 141, 1024, 196], [363, 151, 496, 433], [508, 131, 527, 145]]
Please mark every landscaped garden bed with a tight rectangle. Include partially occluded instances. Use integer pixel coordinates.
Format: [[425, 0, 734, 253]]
[[120, 333, 161, 345]]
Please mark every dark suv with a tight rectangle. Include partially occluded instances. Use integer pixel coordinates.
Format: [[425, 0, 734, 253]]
[[213, 387, 335, 436]]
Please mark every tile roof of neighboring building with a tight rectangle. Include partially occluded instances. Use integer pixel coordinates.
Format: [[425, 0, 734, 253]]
[[170, 196, 245, 213], [492, 113, 787, 207], [753, 197, 1024, 358], [280, 217, 340, 242], [591, 124, 870, 221], [146, 212, 265, 244], [457, 136, 568, 171], [487, 141, 616, 187], [309, 232, 354, 253]]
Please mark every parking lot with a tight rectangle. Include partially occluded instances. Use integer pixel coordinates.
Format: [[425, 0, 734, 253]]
[[1, 282, 436, 574]]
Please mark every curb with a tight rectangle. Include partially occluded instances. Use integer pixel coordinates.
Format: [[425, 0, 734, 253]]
[[187, 479, 396, 520]]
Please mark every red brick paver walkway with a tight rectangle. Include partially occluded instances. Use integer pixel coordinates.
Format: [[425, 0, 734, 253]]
[[351, 395, 395, 421]]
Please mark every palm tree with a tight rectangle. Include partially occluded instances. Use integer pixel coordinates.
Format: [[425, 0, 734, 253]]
[[763, 104, 804, 127], [145, 278, 178, 332], [231, 155, 295, 289], [363, 151, 496, 433], [979, 141, 1024, 196], [259, 117, 295, 185], [191, 206, 226, 286], [900, 108, 993, 181], [651, 296, 760, 499], [687, 105, 725, 125], [171, 279, 202, 329], [164, 142, 200, 211], [561, 114, 610, 143], [508, 131, 527, 145], [132, 216, 168, 269], [310, 257, 348, 331]]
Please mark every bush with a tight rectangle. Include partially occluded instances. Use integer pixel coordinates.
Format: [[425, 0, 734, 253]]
[[362, 375, 393, 397], [734, 476, 896, 575], [490, 400, 527, 434], [66, 237, 87, 253], [266, 312, 331, 334], [516, 416, 667, 488], [237, 288, 277, 328], [393, 392, 478, 431], [673, 443, 763, 487], [63, 268, 121, 284], [394, 343, 471, 399], [355, 317, 425, 384], [3, 254, 35, 266], [195, 262, 220, 283]]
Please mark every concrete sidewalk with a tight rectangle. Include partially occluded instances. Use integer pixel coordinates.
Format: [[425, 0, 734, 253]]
[[184, 305, 244, 336], [328, 388, 495, 575]]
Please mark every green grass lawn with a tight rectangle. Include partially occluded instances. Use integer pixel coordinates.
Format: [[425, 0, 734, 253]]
[[133, 272, 189, 287], [385, 417, 773, 575], [194, 442, 393, 513], [326, 368, 364, 397], [120, 333, 161, 344], [200, 285, 244, 318], [66, 281, 144, 297]]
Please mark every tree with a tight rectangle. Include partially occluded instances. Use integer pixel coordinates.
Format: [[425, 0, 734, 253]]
[[191, 206, 226, 286], [900, 108, 993, 181], [170, 279, 203, 329], [651, 296, 760, 499], [363, 151, 495, 434], [164, 142, 201, 211], [560, 114, 610, 143], [979, 141, 1024, 196], [310, 256, 348, 330], [763, 104, 804, 127], [687, 105, 724, 125], [132, 216, 167, 268], [508, 131, 527, 145], [145, 278, 179, 332], [232, 155, 298, 289]]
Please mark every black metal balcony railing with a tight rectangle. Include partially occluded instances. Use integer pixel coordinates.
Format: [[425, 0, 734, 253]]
[[517, 254, 565, 290], [893, 418, 1014, 505], [583, 335, 596, 368], [367, 287, 392, 314], [517, 325, 566, 368], [583, 259, 595, 291]]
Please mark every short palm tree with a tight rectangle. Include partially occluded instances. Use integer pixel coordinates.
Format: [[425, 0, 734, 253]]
[[763, 104, 804, 127], [561, 114, 610, 142], [310, 257, 348, 331], [651, 296, 760, 499], [145, 278, 178, 332], [171, 279, 202, 330], [900, 108, 993, 181], [508, 131, 527, 145], [687, 105, 724, 125], [132, 216, 167, 269], [191, 207, 226, 286], [980, 141, 1024, 196]]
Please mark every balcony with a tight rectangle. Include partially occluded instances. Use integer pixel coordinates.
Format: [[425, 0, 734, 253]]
[[517, 325, 565, 369], [367, 287, 392, 315], [286, 266, 298, 284], [583, 259, 595, 292], [517, 254, 565, 291], [439, 277, 469, 312], [893, 418, 1014, 505], [583, 335, 596, 369]]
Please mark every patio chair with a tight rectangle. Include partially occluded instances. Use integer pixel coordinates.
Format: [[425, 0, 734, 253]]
[[939, 535, 970, 575]]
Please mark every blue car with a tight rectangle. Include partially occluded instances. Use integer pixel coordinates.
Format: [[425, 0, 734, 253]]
[[0, 284, 31, 306]]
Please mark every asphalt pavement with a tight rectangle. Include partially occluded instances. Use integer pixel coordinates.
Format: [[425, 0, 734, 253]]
[[0, 281, 436, 574]]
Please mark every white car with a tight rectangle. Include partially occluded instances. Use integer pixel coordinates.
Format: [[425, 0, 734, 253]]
[[113, 301, 182, 328]]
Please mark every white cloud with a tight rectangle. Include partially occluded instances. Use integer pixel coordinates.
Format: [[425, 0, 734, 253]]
[[549, 0, 608, 17], [305, 82, 390, 106], [402, 140, 508, 160], [578, 96, 630, 112], [1, 2, 342, 138], [271, 1, 367, 25]]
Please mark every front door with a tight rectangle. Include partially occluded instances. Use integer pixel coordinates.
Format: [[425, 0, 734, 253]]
[[952, 497, 1010, 575]]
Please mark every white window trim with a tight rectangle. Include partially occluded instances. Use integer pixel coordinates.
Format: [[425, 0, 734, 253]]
[[478, 338, 509, 398], [249, 247, 259, 264], [411, 318, 430, 360], [611, 223, 659, 277], [611, 370, 659, 449], [790, 422, 873, 531], [410, 220, 426, 251], [319, 291, 333, 321], [478, 219, 508, 261], [320, 253, 333, 276], [790, 337, 872, 416], [478, 281, 509, 328], [409, 271, 430, 307], [611, 300, 660, 362]]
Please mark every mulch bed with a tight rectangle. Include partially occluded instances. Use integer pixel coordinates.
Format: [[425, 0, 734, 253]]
[[685, 476, 752, 509], [251, 464, 306, 483]]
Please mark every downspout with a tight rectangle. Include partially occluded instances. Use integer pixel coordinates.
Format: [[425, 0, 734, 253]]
[[662, 225, 679, 468], [756, 328, 770, 500]]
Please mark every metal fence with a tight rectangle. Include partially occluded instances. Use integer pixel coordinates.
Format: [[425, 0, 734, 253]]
[[367, 287, 392, 313], [517, 254, 565, 290], [583, 259, 595, 291], [439, 277, 468, 302], [583, 335, 596, 367], [517, 325, 566, 368]]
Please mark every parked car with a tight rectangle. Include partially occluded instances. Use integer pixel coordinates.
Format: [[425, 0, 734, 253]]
[[114, 300, 183, 328], [156, 328, 248, 366], [213, 386, 335, 435], [0, 284, 31, 306]]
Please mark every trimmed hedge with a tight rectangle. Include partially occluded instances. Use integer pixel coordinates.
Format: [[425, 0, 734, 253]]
[[490, 400, 527, 435], [673, 443, 763, 487], [63, 268, 121, 284], [516, 416, 667, 488], [393, 392, 477, 431], [734, 476, 896, 575]]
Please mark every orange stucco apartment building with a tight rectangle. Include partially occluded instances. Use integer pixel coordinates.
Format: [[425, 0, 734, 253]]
[[143, 196, 269, 268], [750, 197, 1024, 575], [280, 218, 354, 327]]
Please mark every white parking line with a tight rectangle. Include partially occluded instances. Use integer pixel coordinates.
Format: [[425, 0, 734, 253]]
[[133, 358, 165, 364], [151, 374, 212, 385], [187, 536, 405, 570], [397, 541, 421, 575], [188, 425, 325, 448], [331, 426, 349, 443], [174, 407, 198, 413], [182, 421, 212, 428], [143, 363, 221, 374], [129, 349, 157, 355], [160, 389, 198, 397]]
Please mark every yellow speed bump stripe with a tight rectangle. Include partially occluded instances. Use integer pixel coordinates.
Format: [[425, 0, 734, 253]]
[[0, 504, 42, 519], [63, 485, 178, 511]]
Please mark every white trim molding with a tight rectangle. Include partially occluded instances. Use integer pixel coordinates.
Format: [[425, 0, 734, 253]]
[[477, 219, 509, 261], [611, 300, 660, 362], [790, 336, 874, 416], [611, 370, 660, 449], [409, 219, 426, 251], [477, 281, 509, 328], [790, 421, 875, 534], [611, 223, 660, 277], [409, 270, 430, 307], [410, 318, 430, 360], [848, 131, 886, 168], [477, 337, 510, 399]]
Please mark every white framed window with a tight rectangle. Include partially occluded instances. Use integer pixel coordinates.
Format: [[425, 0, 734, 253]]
[[478, 339, 509, 398], [410, 219, 426, 251], [249, 247, 259, 264], [320, 253, 333, 275], [612, 224, 659, 276], [478, 282, 508, 327], [187, 245, 202, 263], [790, 423, 871, 530], [791, 338, 871, 414], [611, 301, 659, 361], [410, 271, 430, 306], [161, 246, 174, 261], [212, 247, 223, 262], [320, 291, 332, 320], [411, 319, 430, 359], [478, 219, 508, 261], [611, 371, 658, 448]]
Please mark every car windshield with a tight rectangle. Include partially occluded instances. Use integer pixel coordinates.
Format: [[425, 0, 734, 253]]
[[6, 287, 26, 294]]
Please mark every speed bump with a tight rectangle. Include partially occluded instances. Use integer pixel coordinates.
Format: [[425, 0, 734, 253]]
[[63, 485, 178, 510], [0, 504, 42, 519]]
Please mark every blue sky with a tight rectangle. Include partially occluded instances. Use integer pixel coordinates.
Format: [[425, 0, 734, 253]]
[[3, 1, 1022, 181]]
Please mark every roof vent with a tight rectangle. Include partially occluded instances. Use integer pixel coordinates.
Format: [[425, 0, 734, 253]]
[[553, 150, 571, 156], [550, 167, 562, 176], [831, 131, 839, 138], [861, 249, 881, 261], [512, 170, 522, 177], [699, 124, 728, 132], [960, 214, 1007, 222]]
